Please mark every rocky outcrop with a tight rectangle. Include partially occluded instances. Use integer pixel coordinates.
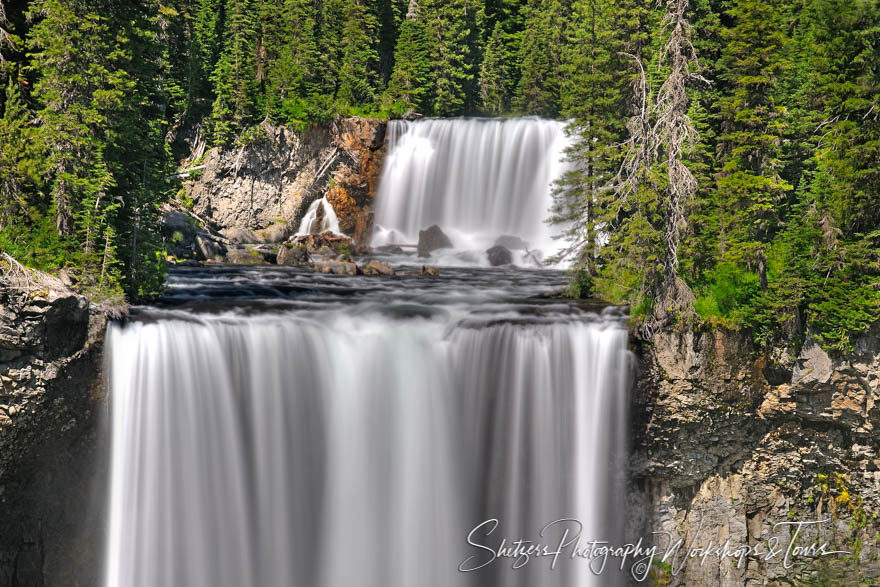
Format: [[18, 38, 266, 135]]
[[630, 326, 880, 585], [0, 258, 107, 587], [183, 117, 386, 247], [417, 225, 453, 257], [485, 245, 512, 266]]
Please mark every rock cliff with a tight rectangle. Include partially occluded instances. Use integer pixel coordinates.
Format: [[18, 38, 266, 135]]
[[630, 326, 880, 585], [0, 257, 106, 587], [182, 117, 386, 246]]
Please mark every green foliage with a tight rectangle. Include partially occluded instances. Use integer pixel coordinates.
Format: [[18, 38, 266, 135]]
[[0, 0, 877, 335], [383, 15, 432, 113], [423, 0, 481, 115]]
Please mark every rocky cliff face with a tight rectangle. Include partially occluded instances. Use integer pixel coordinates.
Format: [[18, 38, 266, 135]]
[[183, 117, 386, 246], [0, 259, 106, 587], [630, 326, 880, 585]]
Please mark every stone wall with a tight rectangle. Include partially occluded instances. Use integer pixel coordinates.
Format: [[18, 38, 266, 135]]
[[630, 325, 880, 585], [183, 117, 386, 246], [0, 261, 107, 587]]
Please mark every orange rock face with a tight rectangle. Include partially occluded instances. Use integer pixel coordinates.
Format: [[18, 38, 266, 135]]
[[325, 117, 387, 245]]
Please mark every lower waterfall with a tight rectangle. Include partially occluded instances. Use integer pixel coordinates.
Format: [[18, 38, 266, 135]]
[[104, 267, 630, 587]]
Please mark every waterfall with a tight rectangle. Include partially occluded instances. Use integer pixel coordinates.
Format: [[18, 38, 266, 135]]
[[296, 196, 341, 235], [371, 118, 570, 260], [104, 298, 629, 587]]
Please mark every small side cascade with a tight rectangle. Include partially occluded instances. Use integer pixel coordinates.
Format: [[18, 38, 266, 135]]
[[296, 196, 341, 236]]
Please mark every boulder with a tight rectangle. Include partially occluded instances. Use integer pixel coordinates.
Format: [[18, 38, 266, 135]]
[[313, 260, 357, 275], [277, 243, 311, 266], [360, 260, 395, 276], [486, 245, 513, 266], [494, 235, 530, 250], [417, 225, 453, 257], [254, 221, 291, 243], [252, 245, 279, 263], [292, 231, 360, 256], [225, 228, 259, 244], [194, 234, 226, 261], [225, 247, 264, 264]]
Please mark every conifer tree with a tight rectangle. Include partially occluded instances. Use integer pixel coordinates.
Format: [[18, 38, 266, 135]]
[[27, 0, 118, 245], [262, 0, 319, 120], [714, 0, 792, 292], [550, 0, 626, 279], [336, 0, 380, 106], [384, 0, 432, 113], [210, 0, 258, 141], [0, 76, 43, 229], [478, 0, 524, 114], [517, 0, 568, 116], [423, 0, 480, 115]]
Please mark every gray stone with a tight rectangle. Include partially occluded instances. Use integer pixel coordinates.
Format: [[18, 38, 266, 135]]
[[254, 221, 291, 243], [224, 247, 264, 264], [417, 225, 453, 257], [313, 260, 357, 275], [194, 234, 226, 261], [486, 245, 513, 266], [360, 260, 395, 276], [225, 228, 259, 244], [277, 244, 311, 266]]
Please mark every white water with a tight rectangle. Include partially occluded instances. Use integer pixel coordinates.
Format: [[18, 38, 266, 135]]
[[105, 306, 629, 587], [296, 196, 341, 235], [372, 118, 570, 264]]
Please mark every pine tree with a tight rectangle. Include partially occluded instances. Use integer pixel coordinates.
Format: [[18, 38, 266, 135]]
[[517, 0, 569, 116], [550, 0, 626, 278], [262, 0, 319, 120], [336, 0, 380, 106], [478, 0, 524, 114], [714, 0, 793, 292], [210, 0, 258, 142], [383, 0, 432, 113], [0, 76, 43, 229], [423, 0, 480, 115], [0, 0, 18, 69], [26, 0, 118, 247], [105, 0, 172, 297]]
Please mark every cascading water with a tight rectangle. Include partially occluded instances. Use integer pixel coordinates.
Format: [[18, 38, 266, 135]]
[[371, 118, 570, 263], [296, 196, 341, 235], [103, 266, 631, 587]]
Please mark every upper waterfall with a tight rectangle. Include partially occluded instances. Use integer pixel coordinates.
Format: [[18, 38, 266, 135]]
[[371, 118, 570, 264]]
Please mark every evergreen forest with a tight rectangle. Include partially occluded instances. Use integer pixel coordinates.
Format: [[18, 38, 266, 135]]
[[0, 0, 878, 351]]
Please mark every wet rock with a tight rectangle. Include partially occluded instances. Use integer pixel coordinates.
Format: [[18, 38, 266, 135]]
[[252, 245, 279, 264], [277, 243, 310, 266], [225, 228, 259, 244], [360, 260, 395, 276], [254, 221, 291, 243], [401, 110, 424, 121], [417, 225, 453, 257], [313, 260, 357, 276], [292, 231, 359, 256], [420, 265, 439, 277], [494, 235, 530, 250], [486, 245, 513, 266], [194, 234, 226, 261], [224, 247, 264, 264]]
